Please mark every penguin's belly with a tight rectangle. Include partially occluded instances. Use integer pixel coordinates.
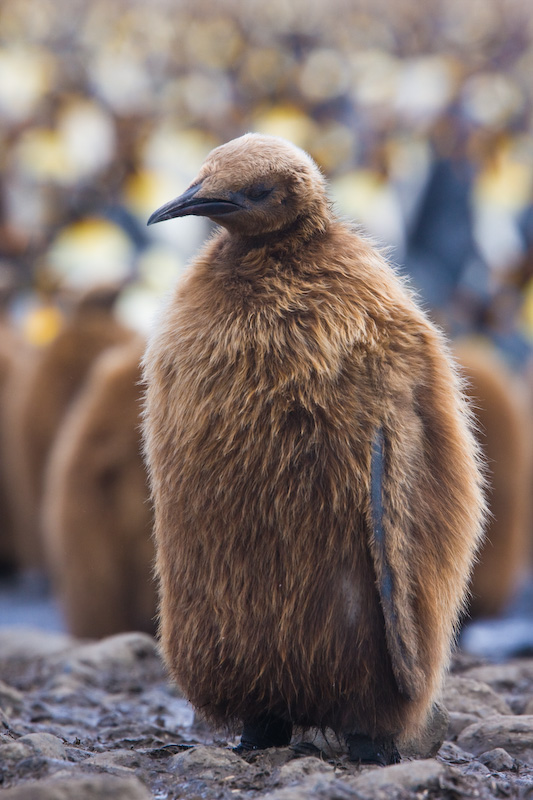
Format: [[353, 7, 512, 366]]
[[156, 405, 397, 729]]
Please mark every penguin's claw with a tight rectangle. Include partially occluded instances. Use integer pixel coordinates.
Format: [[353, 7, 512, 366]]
[[346, 733, 401, 766], [234, 715, 293, 755]]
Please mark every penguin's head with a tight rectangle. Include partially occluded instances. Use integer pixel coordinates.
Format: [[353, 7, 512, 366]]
[[147, 133, 330, 238]]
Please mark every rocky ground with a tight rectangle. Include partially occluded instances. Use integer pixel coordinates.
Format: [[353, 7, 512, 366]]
[[0, 631, 533, 798]]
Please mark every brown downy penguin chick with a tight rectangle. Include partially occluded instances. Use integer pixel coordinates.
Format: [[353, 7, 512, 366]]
[[42, 338, 155, 638], [454, 338, 531, 618], [143, 133, 485, 764], [0, 280, 28, 575], [5, 284, 133, 570]]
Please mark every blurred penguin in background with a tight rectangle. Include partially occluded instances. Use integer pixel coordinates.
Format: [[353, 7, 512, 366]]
[[0, 267, 28, 575], [455, 339, 532, 618], [3, 283, 133, 572], [43, 337, 155, 638]]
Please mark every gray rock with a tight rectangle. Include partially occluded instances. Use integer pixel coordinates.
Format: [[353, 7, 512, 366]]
[[524, 696, 533, 715], [260, 774, 350, 800], [16, 734, 67, 761], [400, 701, 449, 757], [349, 758, 447, 795], [443, 675, 513, 715], [446, 711, 481, 738], [463, 661, 533, 693], [457, 715, 533, 761], [0, 681, 24, 716], [478, 747, 515, 771], [263, 759, 450, 800], [0, 630, 75, 663], [0, 733, 66, 764], [0, 774, 151, 799], [441, 675, 513, 737], [438, 741, 475, 764], [276, 756, 334, 785], [0, 741, 30, 764], [169, 744, 245, 780], [463, 760, 491, 777], [47, 633, 166, 690], [85, 749, 141, 772]]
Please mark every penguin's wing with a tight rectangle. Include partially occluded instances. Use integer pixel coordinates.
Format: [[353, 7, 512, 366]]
[[369, 427, 425, 701]]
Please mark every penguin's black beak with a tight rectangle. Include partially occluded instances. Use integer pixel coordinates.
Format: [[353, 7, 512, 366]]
[[147, 182, 243, 225]]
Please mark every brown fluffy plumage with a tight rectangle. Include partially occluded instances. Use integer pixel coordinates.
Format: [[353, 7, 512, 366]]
[[0, 320, 27, 573], [4, 287, 133, 569], [43, 338, 155, 638], [143, 134, 485, 748], [455, 338, 531, 618]]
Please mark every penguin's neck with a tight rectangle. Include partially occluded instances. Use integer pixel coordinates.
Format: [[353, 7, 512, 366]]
[[217, 213, 332, 281]]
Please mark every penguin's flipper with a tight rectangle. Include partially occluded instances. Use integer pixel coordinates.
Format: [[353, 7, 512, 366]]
[[369, 427, 425, 701]]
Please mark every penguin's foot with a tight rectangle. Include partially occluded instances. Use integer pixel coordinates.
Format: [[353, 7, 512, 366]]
[[233, 715, 293, 754], [346, 733, 401, 766]]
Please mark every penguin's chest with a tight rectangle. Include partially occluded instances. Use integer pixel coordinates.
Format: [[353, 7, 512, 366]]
[[167, 318, 371, 570]]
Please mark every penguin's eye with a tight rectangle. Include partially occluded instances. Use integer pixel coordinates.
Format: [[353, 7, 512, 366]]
[[245, 185, 273, 202]]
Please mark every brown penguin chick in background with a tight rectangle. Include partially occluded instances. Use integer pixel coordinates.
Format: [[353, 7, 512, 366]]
[[454, 338, 531, 618], [143, 133, 485, 765], [0, 287, 29, 575], [3, 284, 133, 570], [42, 338, 155, 638]]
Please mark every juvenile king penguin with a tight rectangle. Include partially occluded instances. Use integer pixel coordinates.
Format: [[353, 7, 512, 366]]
[[143, 133, 485, 764], [43, 338, 155, 638], [454, 338, 531, 618]]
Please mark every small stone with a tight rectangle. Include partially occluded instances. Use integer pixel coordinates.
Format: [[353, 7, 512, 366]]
[[438, 741, 475, 764], [0, 774, 152, 799], [349, 758, 447, 795], [0, 680, 24, 716], [48, 633, 165, 689], [0, 741, 30, 763], [478, 747, 515, 771], [87, 750, 142, 770], [0, 630, 75, 663], [261, 774, 349, 800], [16, 733, 67, 761], [443, 675, 513, 716], [446, 711, 480, 738], [457, 715, 533, 761], [463, 760, 491, 776], [401, 701, 449, 757], [276, 756, 334, 785], [524, 696, 533, 715], [441, 675, 513, 738], [463, 661, 533, 693], [169, 744, 245, 779]]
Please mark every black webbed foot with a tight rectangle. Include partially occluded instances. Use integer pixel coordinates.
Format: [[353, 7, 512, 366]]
[[346, 732, 401, 765], [233, 715, 293, 754]]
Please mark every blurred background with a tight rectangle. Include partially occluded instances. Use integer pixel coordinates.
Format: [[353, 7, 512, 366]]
[[0, 0, 532, 658]]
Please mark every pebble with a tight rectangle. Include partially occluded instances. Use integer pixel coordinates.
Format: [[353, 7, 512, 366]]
[[349, 758, 447, 795], [478, 747, 515, 771], [457, 715, 533, 761], [0, 681, 24, 717], [441, 675, 513, 738], [276, 756, 335, 785], [168, 743, 248, 780], [0, 774, 152, 799]]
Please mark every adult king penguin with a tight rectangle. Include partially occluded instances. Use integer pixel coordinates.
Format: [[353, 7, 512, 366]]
[[143, 133, 485, 765]]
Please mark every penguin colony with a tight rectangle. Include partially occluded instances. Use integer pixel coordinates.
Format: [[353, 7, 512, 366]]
[[3, 285, 132, 570], [43, 338, 155, 638], [143, 133, 485, 764]]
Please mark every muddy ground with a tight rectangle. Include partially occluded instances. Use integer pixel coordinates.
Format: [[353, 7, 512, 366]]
[[0, 629, 533, 799]]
